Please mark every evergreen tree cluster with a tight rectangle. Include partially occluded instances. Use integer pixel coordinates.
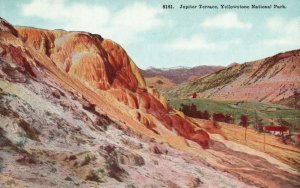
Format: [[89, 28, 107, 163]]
[[179, 103, 210, 120], [179, 103, 254, 127]]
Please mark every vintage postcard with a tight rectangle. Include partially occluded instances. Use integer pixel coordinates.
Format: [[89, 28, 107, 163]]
[[0, 0, 299, 187]]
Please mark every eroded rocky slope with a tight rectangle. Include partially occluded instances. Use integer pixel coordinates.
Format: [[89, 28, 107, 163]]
[[0, 57, 257, 187], [1, 18, 210, 149], [167, 50, 300, 108]]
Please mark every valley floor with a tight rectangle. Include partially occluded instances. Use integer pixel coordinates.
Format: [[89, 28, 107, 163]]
[[169, 98, 300, 133]]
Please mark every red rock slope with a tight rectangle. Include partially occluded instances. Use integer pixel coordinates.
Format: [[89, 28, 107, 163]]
[[0, 17, 209, 148]]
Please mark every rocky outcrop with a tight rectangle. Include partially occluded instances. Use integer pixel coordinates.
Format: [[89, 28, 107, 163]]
[[114, 148, 145, 166], [0, 18, 18, 36], [109, 87, 210, 148], [0, 37, 36, 77], [17, 27, 146, 91], [0, 59, 27, 83]]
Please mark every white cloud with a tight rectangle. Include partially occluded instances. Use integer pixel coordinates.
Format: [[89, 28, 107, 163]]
[[108, 3, 163, 43], [201, 12, 252, 29], [164, 35, 241, 51], [21, 0, 163, 45], [262, 17, 300, 46]]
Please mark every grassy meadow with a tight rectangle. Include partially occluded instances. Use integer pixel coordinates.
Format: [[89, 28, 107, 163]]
[[169, 98, 300, 133]]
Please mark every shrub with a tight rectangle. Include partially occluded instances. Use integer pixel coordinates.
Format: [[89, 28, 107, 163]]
[[86, 170, 103, 183], [69, 155, 77, 160], [81, 155, 91, 166], [73, 161, 78, 167], [16, 155, 37, 165], [15, 133, 27, 148], [254, 118, 264, 132], [224, 114, 234, 123], [65, 176, 73, 181], [18, 120, 40, 141], [192, 92, 197, 98], [212, 113, 226, 122], [0, 163, 4, 172], [240, 115, 250, 127], [81, 154, 96, 166], [202, 110, 211, 120], [180, 103, 202, 118], [156, 80, 164, 84]]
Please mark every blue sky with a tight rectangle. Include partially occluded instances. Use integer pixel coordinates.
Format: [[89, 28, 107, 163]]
[[0, 0, 299, 68]]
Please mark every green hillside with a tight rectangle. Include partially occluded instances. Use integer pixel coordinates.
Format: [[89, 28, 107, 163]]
[[166, 64, 248, 98]]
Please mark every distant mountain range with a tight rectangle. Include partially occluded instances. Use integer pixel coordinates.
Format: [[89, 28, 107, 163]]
[[166, 50, 300, 108], [141, 65, 224, 84]]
